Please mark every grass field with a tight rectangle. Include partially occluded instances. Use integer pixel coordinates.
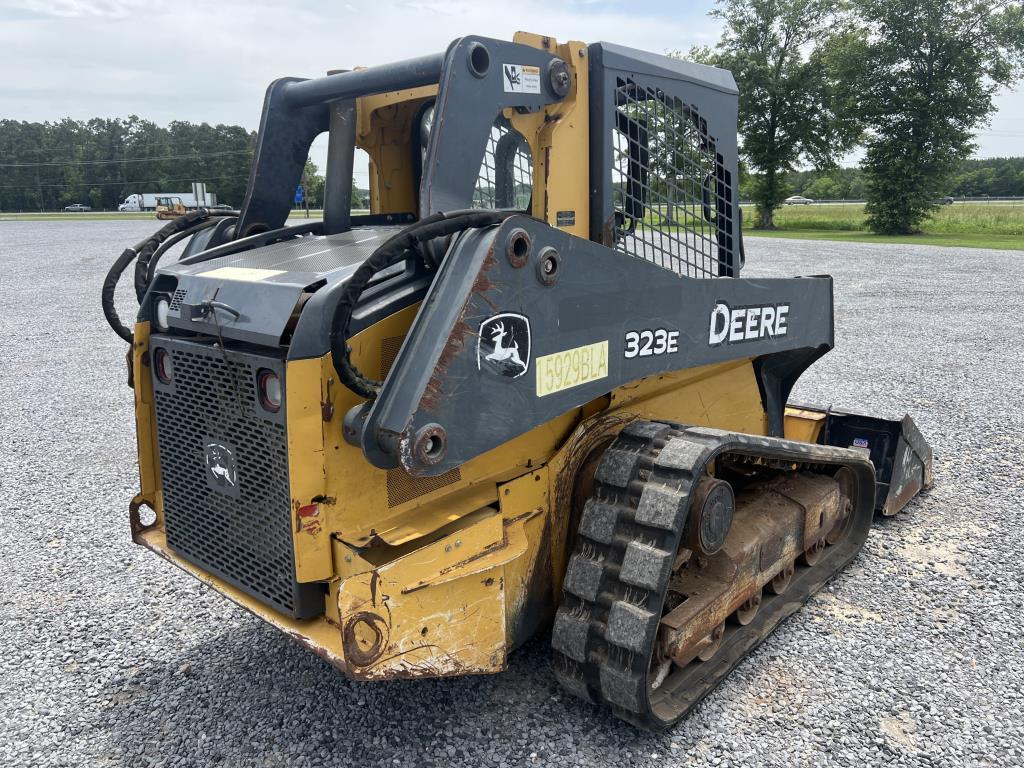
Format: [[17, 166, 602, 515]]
[[742, 201, 1024, 249], [4, 202, 1021, 249], [634, 200, 1023, 250]]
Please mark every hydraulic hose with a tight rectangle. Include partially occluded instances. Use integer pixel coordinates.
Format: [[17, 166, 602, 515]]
[[329, 209, 520, 400], [101, 208, 238, 344]]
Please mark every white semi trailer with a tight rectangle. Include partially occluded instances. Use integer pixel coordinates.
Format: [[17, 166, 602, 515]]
[[117, 182, 218, 212]]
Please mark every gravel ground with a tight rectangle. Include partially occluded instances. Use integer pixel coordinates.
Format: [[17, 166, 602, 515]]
[[1, 220, 1022, 767]]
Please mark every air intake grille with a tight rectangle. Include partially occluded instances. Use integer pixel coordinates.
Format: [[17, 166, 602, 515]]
[[611, 78, 732, 278], [151, 338, 322, 619], [168, 288, 188, 311]]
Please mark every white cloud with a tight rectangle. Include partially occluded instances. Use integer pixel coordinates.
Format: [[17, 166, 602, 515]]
[[0, 1, 716, 126], [0, 0, 147, 18], [0, 0, 1017, 158]]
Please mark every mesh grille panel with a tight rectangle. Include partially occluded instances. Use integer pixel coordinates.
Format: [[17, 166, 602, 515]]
[[473, 117, 533, 210], [386, 467, 463, 508], [611, 78, 731, 278], [168, 288, 188, 311], [152, 339, 320, 618], [379, 335, 405, 379]]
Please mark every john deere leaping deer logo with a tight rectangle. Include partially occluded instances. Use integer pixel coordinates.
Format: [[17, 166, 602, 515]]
[[204, 441, 239, 497], [478, 313, 531, 379]]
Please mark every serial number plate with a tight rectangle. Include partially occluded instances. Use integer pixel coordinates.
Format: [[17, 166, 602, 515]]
[[535, 340, 609, 397]]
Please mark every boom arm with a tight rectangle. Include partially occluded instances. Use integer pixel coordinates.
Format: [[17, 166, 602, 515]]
[[350, 216, 835, 476]]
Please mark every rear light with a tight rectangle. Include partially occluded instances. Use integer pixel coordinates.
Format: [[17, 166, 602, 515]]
[[154, 348, 173, 384], [257, 369, 282, 412], [154, 294, 171, 332]]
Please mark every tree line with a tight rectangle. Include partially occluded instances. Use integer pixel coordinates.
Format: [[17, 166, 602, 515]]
[[749, 157, 1024, 201], [0, 117, 255, 212], [694, 0, 1024, 234]]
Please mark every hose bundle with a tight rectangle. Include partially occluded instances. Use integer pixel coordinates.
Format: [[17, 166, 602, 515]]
[[101, 208, 237, 343], [329, 209, 518, 399]]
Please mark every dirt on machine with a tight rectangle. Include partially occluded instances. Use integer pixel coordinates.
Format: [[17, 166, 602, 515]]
[[102, 32, 932, 730]]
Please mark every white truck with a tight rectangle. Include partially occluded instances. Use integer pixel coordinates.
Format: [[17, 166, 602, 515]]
[[118, 182, 218, 212]]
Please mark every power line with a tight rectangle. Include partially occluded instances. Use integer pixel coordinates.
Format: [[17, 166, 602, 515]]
[[0, 149, 253, 168]]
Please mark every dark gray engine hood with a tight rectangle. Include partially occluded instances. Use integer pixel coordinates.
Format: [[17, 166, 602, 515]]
[[152, 227, 429, 356]]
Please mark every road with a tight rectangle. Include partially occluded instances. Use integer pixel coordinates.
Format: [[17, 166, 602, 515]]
[[1, 220, 1022, 767]]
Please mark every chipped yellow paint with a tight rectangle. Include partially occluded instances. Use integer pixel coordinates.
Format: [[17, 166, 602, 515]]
[[497, 469, 551, 647], [285, 357, 330, 581], [131, 321, 163, 526], [337, 510, 512, 678]]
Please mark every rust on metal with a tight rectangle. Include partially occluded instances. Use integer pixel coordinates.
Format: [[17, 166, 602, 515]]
[[342, 610, 389, 667], [418, 243, 500, 416], [657, 471, 850, 670]]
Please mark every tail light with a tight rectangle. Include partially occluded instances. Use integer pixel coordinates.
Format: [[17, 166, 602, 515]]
[[154, 348, 173, 384], [257, 369, 282, 412]]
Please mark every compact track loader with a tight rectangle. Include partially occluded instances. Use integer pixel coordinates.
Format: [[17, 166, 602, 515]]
[[103, 33, 932, 730]]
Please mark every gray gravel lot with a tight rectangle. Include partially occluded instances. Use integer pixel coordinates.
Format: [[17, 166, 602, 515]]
[[2, 220, 1022, 767]]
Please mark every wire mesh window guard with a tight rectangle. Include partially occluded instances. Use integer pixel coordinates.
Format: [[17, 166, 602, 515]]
[[473, 116, 533, 210], [611, 78, 732, 278]]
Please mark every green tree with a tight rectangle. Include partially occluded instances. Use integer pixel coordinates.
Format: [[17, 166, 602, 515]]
[[301, 159, 325, 208], [804, 175, 841, 199], [841, 0, 1024, 234], [697, 0, 860, 228]]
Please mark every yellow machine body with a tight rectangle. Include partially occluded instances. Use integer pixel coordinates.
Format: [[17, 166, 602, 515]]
[[131, 311, 823, 678]]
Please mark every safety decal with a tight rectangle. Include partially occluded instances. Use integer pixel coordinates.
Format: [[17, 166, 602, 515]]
[[535, 340, 609, 398], [709, 301, 790, 346], [478, 313, 531, 379], [624, 328, 680, 359], [555, 210, 576, 227], [503, 64, 541, 94]]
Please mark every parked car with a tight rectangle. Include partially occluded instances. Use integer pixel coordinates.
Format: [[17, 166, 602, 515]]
[[63, 203, 92, 212], [937, 196, 955, 205], [783, 195, 814, 205], [207, 203, 234, 211]]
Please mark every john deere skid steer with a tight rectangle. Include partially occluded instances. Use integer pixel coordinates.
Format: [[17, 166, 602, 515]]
[[103, 33, 932, 730]]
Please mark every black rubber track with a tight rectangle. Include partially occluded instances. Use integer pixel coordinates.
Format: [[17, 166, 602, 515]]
[[551, 420, 876, 731]]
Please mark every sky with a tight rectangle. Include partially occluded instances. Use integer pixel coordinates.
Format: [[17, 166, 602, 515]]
[[1, 0, 1022, 184]]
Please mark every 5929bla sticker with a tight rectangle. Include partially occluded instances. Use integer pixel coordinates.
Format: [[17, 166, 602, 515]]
[[624, 328, 680, 359]]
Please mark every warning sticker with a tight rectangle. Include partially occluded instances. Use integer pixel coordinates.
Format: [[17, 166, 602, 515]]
[[503, 64, 541, 94], [202, 267, 285, 282]]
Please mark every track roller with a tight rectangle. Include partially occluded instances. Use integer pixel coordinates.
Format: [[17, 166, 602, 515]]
[[768, 562, 795, 595]]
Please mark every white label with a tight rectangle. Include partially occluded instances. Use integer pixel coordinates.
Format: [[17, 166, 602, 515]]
[[708, 301, 790, 346], [624, 329, 680, 359], [202, 266, 285, 282], [503, 64, 541, 94]]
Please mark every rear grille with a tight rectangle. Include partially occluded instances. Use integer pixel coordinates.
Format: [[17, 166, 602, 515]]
[[150, 337, 323, 619]]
